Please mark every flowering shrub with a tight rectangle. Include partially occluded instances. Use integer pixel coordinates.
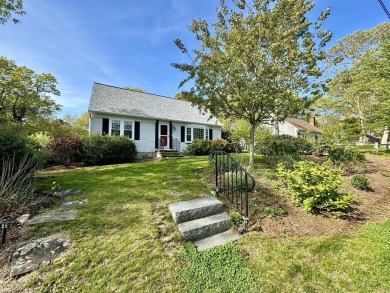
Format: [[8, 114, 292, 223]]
[[45, 137, 82, 166], [277, 161, 353, 214]]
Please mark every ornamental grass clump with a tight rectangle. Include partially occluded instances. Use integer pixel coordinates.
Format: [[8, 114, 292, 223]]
[[277, 161, 353, 215]]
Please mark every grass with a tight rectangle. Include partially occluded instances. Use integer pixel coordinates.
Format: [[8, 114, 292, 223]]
[[23, 155, 390, 292]]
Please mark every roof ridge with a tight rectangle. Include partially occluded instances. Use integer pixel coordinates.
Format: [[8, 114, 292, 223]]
[[93, 82, 189, 102]]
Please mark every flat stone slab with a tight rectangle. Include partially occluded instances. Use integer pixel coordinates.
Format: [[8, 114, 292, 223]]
[[55, 189, 81, 198], [39, 189, 81, 197], [17, 214, 31, 225], [169, 197, 223, 224], [60, 200, 86, 209], [10, 234, 71, 277], [193, 231, 240, 251], [178, 212, 231, 241], [170, 191, 190, 197], [25, 211, 78, 225]]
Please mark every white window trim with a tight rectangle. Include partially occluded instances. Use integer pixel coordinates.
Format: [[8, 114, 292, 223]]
[[109, 118, 134, 139], [186, 126, 210, 142]]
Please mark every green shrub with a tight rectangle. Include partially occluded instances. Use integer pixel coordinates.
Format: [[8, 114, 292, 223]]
[[255, 134, 313, 163], [351, 174, 369, 191], [185, 139, 212, 156], [211, 138, 228, 152], [0, 128, 38, 173], [277, 161, 353, 214], [45, 137, 82, 166], [328, 147, 365, 173], [81, 134, 137, 165]]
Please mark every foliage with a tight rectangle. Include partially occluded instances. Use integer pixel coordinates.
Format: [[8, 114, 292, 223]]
[[318, 22, 390, 136], [311, 135, 331, 155], [328, 146, 365, 173], [230, 211, 243, 225], [44, 137, 82, 166], [277, 161, 353, 214], [210, 138, 229, 152], [0, 127, 41, 170], [351, 174, 369, 191], [0, 0, 25, 24], [0, 154, 40, 214], [172, 0, 331, 168], [0, 57, 60, 129], [185, 139, 212, 156], [174, 91, 194, 101], [123, 86, 146, 93], [255, 134, 313, 163], [178, 243, 260, 292], [62, 112, 90, 137], [81, 134, 137, 165]]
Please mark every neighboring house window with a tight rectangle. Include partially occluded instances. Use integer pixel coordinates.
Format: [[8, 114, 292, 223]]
[[205, 129, 209, 140], [186, 128, 192, 142], [194, 128, 205, 140], [111, 120, 120, 136], [124, 121, 133, 138], [298, 132, 306, 138]]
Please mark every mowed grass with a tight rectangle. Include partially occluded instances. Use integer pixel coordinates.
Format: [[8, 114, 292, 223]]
[[25, 156, 390, 292]]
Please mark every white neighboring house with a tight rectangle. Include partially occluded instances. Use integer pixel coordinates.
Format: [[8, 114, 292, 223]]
[[88, 83, 223, 158], [276, 117, 324, 139]]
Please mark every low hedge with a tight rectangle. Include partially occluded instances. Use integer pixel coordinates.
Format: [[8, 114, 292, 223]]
[[81, 134, 137, 165]]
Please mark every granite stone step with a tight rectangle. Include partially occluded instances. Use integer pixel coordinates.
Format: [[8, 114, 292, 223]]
[[168, 197, 223, 224], [193, 231, 240, 251], [177, 212, 231, 241]]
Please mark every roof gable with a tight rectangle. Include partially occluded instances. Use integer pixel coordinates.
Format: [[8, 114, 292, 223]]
[[88, 83, 222, 127], [285, 118, 324, 134]]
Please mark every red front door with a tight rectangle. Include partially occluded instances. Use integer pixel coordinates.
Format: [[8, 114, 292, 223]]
[[160, 125, 168, 147]]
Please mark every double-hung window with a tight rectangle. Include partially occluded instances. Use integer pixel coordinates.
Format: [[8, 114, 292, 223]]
[[124, 121, 133, 138], [110, 119, 133, 138], [186, 128, 192, 142], [111, 120, 121, 136]]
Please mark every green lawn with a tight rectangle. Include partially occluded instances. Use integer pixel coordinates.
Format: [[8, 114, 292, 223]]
[[26, 156, 390, 292]]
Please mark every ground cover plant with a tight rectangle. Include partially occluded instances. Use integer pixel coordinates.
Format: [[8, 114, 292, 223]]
[[1, 155, 389, 292]]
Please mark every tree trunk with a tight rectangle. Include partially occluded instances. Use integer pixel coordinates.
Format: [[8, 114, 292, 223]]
[[249, 123, 256, 170]]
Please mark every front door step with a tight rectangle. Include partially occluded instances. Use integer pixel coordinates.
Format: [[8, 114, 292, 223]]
[[193, 231, 240, 251], [178, 212, 231, 241]]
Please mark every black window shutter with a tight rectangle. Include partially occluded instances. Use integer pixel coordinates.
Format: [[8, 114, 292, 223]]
[[155, 120, 159, 148], [181, 126, 185, 142], [209, 129, 213, 140], [102, 118, 109, 135], [134, 121, 140, 140]]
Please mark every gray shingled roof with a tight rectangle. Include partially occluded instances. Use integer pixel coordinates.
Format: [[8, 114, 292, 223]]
[[285, 118, 324, 134], [88, 83, 222, 127]]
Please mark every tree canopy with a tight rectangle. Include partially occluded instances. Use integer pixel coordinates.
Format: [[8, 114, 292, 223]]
[[0, 0, 25, 24], [123, 86, 146, 93], [0, 57, 61, 130], [317, 22, 390, 138], [172, 0, 331, 167]]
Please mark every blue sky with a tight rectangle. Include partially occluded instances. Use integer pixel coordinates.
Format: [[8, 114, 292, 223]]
[[0, 0, 388, 117]]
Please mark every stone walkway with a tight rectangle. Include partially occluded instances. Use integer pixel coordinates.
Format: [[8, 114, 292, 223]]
[[9, 190, 84, 277]]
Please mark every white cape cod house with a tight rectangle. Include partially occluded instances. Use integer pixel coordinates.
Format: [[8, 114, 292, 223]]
[[88, 83, 222, 158]]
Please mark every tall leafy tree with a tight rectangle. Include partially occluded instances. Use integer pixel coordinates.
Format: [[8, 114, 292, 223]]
[[0, 0, 25, 24], [0, 57, 61, 129], [172, 0, 331, 167], [318, 22, 390, 136]]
